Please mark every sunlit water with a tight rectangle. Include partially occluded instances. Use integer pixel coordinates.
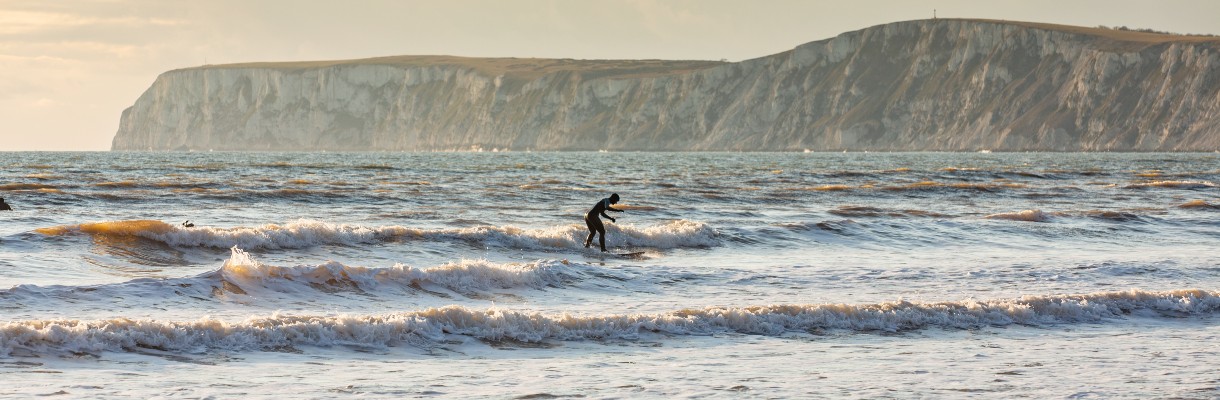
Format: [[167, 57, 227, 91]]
[[2, 151, 1218, 398]]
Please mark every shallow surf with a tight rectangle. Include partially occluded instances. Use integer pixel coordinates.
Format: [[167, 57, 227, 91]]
[[2, 151, 1218, 397]]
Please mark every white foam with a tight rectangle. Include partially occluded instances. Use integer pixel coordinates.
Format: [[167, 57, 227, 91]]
[[611, 219, 719, 249], [216, 248, 576, 295], [0, 249, 586, 306], [155, 220, 410, 249], [99, 219, 719, 251], [3, 289, 1215, 356], [984, 209, 1050, 222]]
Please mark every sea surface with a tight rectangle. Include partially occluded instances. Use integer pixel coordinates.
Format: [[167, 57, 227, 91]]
[[1, 151, 1219, 398]]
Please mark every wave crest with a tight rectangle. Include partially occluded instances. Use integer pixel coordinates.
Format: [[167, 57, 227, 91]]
[[2, 289, 1215, 356], [1178, 199, 1219, 209], [0, 249, 591, 308], [984, 209, 1050, 222], [1125, 180, 1216, 189], [215, 248, 575, 295], [34, 219, 719, 251], [829, 205, 951, 218]]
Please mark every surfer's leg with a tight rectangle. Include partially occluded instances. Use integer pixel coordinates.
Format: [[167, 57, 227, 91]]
[[596, 224, 607, 252], [584, 217, 598, 248], [586, 217, 606, 251]]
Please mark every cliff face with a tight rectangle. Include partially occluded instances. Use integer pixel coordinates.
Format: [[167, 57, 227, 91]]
[[112, 19, 1220, 151]]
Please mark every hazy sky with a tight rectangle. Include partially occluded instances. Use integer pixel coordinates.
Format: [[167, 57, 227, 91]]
[[2, 0, 1218, 151]]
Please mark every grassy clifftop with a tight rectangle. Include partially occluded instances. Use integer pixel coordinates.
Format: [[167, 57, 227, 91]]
[[182, 18, 1220, 76], [182, 55, 727, 80]]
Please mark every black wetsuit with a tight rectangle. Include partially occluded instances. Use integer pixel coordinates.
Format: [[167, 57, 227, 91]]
[[584, 197, 623, 252], [0, 199, 10, 211]]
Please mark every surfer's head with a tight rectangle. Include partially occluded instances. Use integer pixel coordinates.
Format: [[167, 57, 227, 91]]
[[609, 193, 619, 204]]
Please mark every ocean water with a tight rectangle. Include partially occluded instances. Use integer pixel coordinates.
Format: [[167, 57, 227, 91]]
[[1, 151, 1218, 398]]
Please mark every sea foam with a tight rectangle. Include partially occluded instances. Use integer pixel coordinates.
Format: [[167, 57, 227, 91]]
[[215, 248, 577, 296], [0, 248, 585, 304], [2, 289, 1215, 357], [35, 219, 719, 251], [984, 209, 1051, 222]]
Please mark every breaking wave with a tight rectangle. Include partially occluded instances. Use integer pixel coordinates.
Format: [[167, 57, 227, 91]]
[[34, 219, 719, 251], [984, 209, 1051, 222], [212, 248, 578, 296], [0, 248, 586, 303], [2, 289, 1215, 357]]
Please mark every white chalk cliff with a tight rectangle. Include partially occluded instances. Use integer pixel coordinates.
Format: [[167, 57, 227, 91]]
[[112, 19, 1220, 151]]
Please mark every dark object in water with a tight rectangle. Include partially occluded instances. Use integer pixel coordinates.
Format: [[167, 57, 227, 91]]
[[0, 197, 10, 211], [584, 193, 624, 252], [182, 220, 194, 227]]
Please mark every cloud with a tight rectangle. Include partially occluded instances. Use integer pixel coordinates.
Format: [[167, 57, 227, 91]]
[[0, 10, 185, 36], [624, 0, 715, 39], [0, 53, 79, 65], [1, 41, 141, 59], [30, 98, 56, 107]]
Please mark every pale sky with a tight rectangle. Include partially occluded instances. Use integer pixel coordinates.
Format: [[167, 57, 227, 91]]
[[2, 0, 1218, 151]]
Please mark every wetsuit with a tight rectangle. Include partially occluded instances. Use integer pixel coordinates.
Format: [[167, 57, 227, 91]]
[[584, 197, 623, 252], [0, 199, 10, 211]]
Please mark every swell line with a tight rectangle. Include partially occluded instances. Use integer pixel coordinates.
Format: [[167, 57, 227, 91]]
[[34, 219, 719, 251], [2, 289, 1215, 357]]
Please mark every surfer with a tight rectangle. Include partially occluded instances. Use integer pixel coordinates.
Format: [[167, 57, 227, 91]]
[[0, 197, 10, 211], [182, 220, 194, 228], [584, 193, 624, 252]]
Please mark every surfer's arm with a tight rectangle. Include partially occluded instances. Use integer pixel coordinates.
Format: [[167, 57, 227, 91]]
[[600, 211, 616, 222]]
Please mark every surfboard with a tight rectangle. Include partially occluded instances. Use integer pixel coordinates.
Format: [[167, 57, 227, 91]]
[[583, 250, 648, 260], [616, 251, 647, 259]]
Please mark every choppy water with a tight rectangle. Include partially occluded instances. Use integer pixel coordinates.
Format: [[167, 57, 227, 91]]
[[2, 151, 1219, 398]]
